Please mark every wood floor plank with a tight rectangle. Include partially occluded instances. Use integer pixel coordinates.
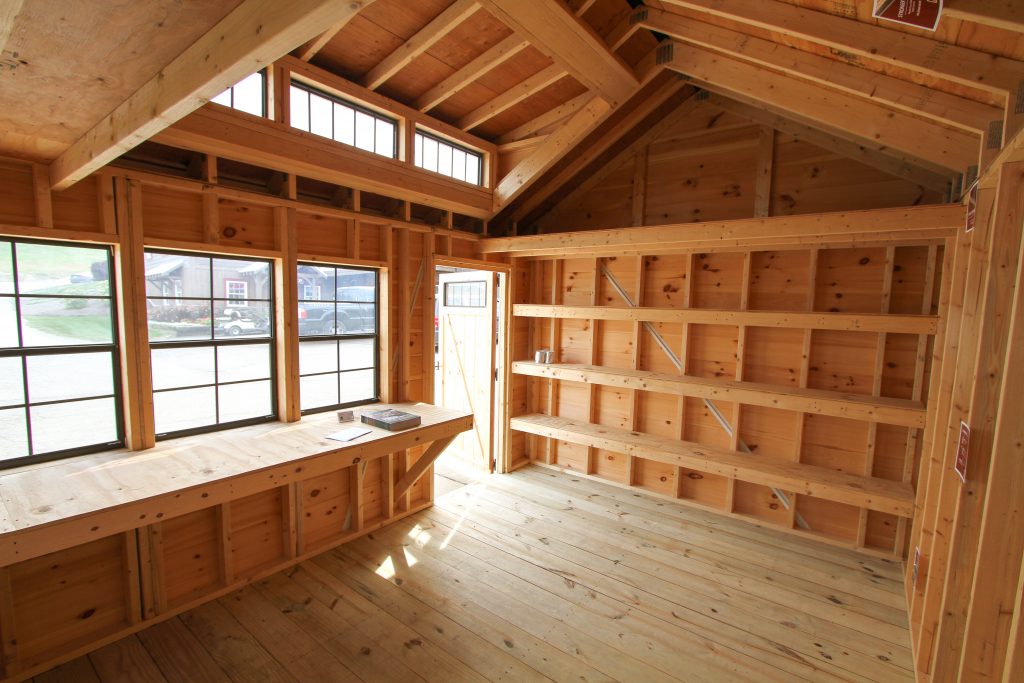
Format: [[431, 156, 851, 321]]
[[456, 481, 912, 667], [88, 636, 168, 683], [432, 489, 912, 678], [30, 465, 915, 683], [135, 618, 231, 683]]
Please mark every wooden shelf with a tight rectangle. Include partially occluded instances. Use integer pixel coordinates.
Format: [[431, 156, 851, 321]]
[[512, 361, 926, 427], [513, 304, 938, 334], [510, 414, 915, 517]]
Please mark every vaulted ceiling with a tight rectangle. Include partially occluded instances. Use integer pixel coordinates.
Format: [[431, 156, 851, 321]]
[[2, 0, 1023, 225]]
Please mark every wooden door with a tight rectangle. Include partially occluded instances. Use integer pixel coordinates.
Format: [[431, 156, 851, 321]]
[[437, 270, 496, 472]]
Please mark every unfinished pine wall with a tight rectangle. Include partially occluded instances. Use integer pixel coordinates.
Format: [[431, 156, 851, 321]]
[[0, 155, 486, 681], [532, 96, 948, 232]]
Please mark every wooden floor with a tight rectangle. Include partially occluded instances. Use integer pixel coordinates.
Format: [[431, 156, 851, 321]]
[[33, 467, 913, 683]]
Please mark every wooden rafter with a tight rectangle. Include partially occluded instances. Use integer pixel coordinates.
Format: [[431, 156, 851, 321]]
[[457, 63, 565, 131], [709, 94, 954, 195], [638, 8, 999, 135], [0, 0, 24, 55], [49, 0, 377, 191], [415, 34, 529, 112], [363, 0, 479, 91], [661, 41, 979, 173], [478, 0, 638, 105], [497, 93, 591, 144], [944, 0, 1024, 34]]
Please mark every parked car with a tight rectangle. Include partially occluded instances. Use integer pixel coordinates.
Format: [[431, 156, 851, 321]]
[[216, 307, 270, 336], [297, 286, 375, 335]]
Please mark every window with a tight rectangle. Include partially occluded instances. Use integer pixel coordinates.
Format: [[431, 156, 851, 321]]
[[210, 71, 266, 117], [290, 81, 397, 158], [145, 251, 275, 438], [415, 130, 482, 185], [0, 239, 122, 467], [443, 280, 487, 308], [297, 264, 379, 413]]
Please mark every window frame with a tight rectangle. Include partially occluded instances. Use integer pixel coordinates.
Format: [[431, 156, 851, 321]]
[[0, 237, 125, 469], [297, 262, 381, 415], [289, 80, 399, 160], [414, 129, 484, 186], [145, 249, 278, 440]]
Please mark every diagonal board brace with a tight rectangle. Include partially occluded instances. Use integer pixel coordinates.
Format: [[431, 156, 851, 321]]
[[599, 264, 811, 530]]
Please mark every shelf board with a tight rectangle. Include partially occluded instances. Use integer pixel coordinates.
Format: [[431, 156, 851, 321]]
[[510, 414, 915, 517], [513, 304, 938, 334], [512, 361, 926, 427]]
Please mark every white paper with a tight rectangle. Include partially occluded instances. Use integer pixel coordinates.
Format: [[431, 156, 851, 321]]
[[325, 427, 372, 442]]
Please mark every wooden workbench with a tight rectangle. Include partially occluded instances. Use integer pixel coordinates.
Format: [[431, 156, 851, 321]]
[[0, 403, 472, 682]]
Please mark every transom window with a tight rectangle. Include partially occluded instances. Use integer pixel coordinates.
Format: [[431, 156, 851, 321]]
[[210, 71, 266, 117], [444, 280, 487, 308], [415, 130, 482, 185], [297, 264, 379, 413], [290, 81, 397, 159], [145, 251, 276, 438], [0, 239, 122, 467]]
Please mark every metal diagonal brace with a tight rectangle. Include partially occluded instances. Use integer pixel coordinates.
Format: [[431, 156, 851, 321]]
[[599, 264, 811, 530]]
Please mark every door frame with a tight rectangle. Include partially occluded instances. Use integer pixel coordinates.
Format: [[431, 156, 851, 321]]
[[435, 256, 512, 473]]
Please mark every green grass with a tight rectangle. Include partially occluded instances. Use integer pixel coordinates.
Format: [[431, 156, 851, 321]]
[[25, 315, 113, 343]]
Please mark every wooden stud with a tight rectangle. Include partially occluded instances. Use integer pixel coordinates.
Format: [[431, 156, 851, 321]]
[[31, 163, 53, 229], [274, 207, 301, 422], [753, 127, 774, 218]]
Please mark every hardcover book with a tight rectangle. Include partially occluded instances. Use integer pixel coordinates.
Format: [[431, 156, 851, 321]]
[[361, 409, 422, 431]]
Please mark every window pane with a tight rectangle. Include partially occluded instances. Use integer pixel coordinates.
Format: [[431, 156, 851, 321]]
[[337, 302, 374, 334], [27, 352, 114, 403], [438, 143, 453, 177], [375, 119, 394, 157], [213, 258, 270, 299], [31, 397, 117, 454], [0, 242, 13, 294], [145, 253, 211, 298], [0, 298, 17, 347], [0, 357, 23, 407], [218, 343, 271, 383], [423, 137, 438, 172], [214, 301, 271, 338], [414, 134, 423, 168], [334, 104, 355, 146], [219, 380, 272, 423], [148, 300, 212, 341], [339, 338, 374, 371], [466, 156, 480, 185], [300, 374, 337, 411], [298, 301, 335, 336], [339, 369, 375, 404], [299, 339, 338, 375], [155, 387, 217, 434], [0, 408, 28, 460], [290, 85, 309, 131], [355, 111, 375, 152], [15, 243, 109, 295], [310, 93, 333, 138], [336, 268, 375, 296], [152, 346, 215, 390], [20, 297, 112, 346], [298, 265, 334, 302], [452, 148, 467, 182], [233, 72, 264, 116], [210, 88, 232, 107]]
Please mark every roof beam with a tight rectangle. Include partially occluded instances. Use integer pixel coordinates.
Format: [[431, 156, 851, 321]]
[[660, 0, 1023, 95], [363, 0, 479, 91], [638, 8, 999, 135], [0, 0, 24, 56], [493, 96, 611, 212], [49, 0, 376, 191], [457, 63, 565, 131], [497, 93, 591, 144], [415, 34, 529, 112], [661, 42, 979, 174], [944, 0, 1024, 34], [709, 94, 953, 195], [478, 0, 638, 105]]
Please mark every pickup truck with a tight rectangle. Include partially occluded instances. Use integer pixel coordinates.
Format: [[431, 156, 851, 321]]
[[298, 286, 376, 335]]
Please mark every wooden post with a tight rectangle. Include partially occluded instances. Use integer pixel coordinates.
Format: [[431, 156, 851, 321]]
[[753, 126, 774, 217], [274, 207, 301, 422]]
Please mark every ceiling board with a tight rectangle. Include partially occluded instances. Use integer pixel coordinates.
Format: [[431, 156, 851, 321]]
[[475, 76, 590, 138]]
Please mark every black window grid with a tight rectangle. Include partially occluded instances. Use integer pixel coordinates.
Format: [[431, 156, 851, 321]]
[[289, 81, 398, 159], [212, 70, 267, 117], [145, 249, 277, 439], [297, 263, 380, 414], [414, 130, 484, 186], [0, 238, 124, 469]]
